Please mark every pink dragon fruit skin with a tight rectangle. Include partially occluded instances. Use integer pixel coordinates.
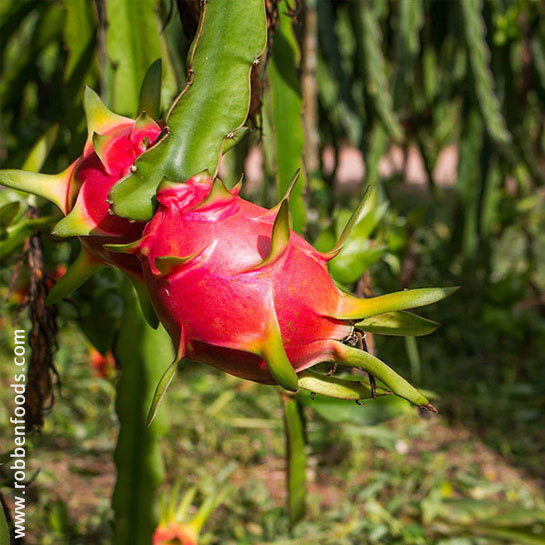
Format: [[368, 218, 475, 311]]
[[138, 176, 351, 384], [153, 523, 196, 545], [110, 173, 455, 410]]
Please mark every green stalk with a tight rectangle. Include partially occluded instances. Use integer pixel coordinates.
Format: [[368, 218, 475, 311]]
[[112, 284, 173, 545], [281, 394, 307, 529], [404, 336, 421, 385]]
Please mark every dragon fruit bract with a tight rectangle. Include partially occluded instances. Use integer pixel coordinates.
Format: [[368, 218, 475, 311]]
[[54, 99, 161, 277], [107, 173, 456, 415]]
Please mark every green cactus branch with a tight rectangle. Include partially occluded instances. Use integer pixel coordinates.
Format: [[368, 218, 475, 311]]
[[110, 0, 267, 222], [281, 393, 307, 529], [112, 284, 173, 545], [460, 0, 512, 146], [354, 0, 404, 143]]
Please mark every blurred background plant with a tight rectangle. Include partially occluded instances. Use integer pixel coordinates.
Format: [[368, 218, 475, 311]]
[[0, 0, 544, 543]]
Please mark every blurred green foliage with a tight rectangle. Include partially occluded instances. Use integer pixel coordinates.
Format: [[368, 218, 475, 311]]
[[1, 326, 544, 544], [309, 0, 545, 478], [0, 0, 544, 543]]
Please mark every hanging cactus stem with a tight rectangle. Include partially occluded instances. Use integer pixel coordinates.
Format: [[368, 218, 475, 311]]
[[108, 0, 268, 221]]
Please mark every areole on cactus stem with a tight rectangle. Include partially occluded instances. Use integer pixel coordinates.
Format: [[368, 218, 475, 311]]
[[105, 171, 457, 424]]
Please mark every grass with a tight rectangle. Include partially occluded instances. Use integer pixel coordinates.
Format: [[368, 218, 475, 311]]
[[1, 317, 544, 544]]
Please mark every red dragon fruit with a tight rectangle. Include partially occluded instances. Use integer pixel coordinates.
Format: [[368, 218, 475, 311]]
[[89, 347, 116, 379], [153, 523, 197, 545], [153, 468, 233, 545], [0, 87, 161, 315], [106, 172, 456, 418]]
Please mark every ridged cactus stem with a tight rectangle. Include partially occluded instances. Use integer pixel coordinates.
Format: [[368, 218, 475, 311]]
[[112, 283, 173, 545], [109, 0, 268, 221], [281, 393, 307, 529]]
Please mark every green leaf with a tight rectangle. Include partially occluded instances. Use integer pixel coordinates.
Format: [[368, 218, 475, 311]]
[[0, 215, 59, 260], [333, 342, 433, 409], [324, 187, 372, 259], [187, 483, 234, 537], [433, 499, 545, 545], [63, 0, 97, 88], [298, 370, 389, 400], [330, 244, 387, 285], [46, 246, 105, 305], [0, 2, 64, 126], [250, 200, 291, 270], [146, 358, 179, 428], [0, 168, 72, 213], [138, 58, 162, 118], [356, 311, 440, 336], [128, 276, 159, 329], [262, 317, 299, 392], [0, 201, 21, 229], [22, 124, 58, 172], [470, 526, 545, 545], [109, 0, 267, 221], [105, 0, 164, 116], [266, 1, 306, 233], [327, 191, 389, 284]]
